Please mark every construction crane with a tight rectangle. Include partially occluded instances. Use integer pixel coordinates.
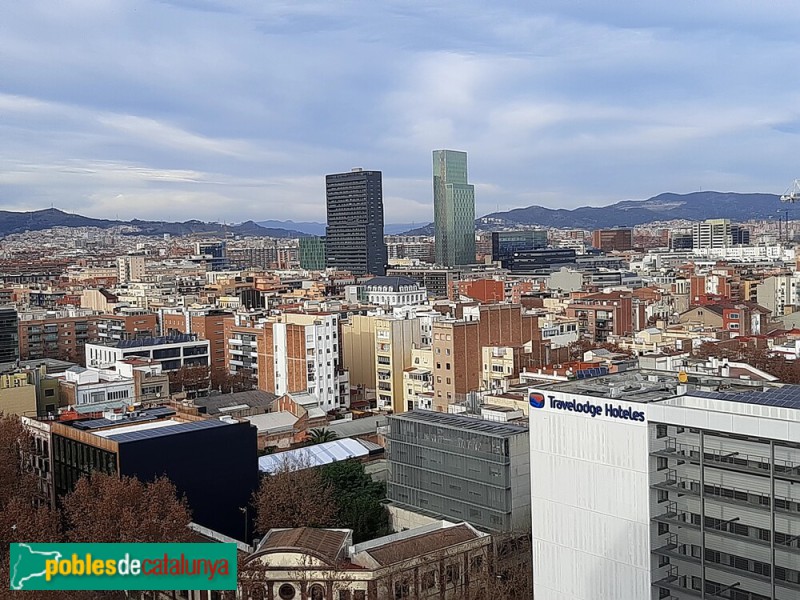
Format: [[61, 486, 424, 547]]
[[781, 179, 800, 203]]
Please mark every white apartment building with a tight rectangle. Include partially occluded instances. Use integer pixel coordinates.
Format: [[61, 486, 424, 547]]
[[117, 255, 146, 283], [757, 273, 800, 317], [85, 334, 209, 371], [529, 370, 800, 600], [402, 346, 434, 411], [268, 312, 349, 411], [692, 219, 732, 249]]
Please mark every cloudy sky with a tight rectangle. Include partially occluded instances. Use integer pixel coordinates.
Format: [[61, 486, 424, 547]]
[[2, 1, 800, 225]]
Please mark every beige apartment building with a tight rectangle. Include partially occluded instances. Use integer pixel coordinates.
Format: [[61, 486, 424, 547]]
[[402, 345, 434, 411], [375, 316, 421, 413], [341, 314, 376, 392]]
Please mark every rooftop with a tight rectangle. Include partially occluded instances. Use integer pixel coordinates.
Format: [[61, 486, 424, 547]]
[[257, 438, 373, 474], [390, 409, 529, 438], [193, 390, 277, 415], [353, 522, 484, 566], [539, 368, 785, 405], [256, 528, 350, 565]]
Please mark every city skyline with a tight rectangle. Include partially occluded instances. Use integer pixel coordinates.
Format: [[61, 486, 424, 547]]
[[2, 2, 800, 224]]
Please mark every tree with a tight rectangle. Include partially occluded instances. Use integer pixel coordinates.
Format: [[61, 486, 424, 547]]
[[168, 364, 211, 395], [211, 368, 255, 394], [63, 473, 193, 544], [253, 460, 337, 535], [307, 428, 337, 445], [319, 459, 391, 543]]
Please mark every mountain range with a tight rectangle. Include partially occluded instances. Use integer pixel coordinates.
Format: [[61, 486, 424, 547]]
[[403, 191, 786, 234], [0, 192, 788, 239], [0, 208, 306, 238]]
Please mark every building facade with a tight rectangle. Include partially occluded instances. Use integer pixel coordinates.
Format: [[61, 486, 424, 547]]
[[17, 311, 98, 364], [433, 150, 476, 267], [387, 410, 531, 533], [528, 370, 800, 600], [85, 335, 210, 371], [375, 316, 422, 413], [591, 228, 633, 252], [325, 168, 387, 276], [491, 230, 548, 267], [298, 236, 326, 271], [0, 306, 19, 363]]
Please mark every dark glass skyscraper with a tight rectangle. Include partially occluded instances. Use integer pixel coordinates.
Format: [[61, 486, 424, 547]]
[[0, 306, 19, 364], [325, 168, 387, 276]]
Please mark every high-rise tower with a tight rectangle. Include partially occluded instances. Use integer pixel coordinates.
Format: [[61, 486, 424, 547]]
[[325, 168, 387, 276], [0, 306, 19, 363], [433, 150, 476, 266]]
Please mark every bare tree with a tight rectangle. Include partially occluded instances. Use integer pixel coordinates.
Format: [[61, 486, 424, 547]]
[[253, 457, 337, 535], [63, 473, 193, 544]]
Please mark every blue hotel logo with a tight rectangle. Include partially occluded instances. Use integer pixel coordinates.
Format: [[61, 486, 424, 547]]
[[529, 392, 545, 409]]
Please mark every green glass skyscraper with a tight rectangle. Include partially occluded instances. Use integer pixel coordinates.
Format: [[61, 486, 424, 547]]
[[433, 150, 476, 266]]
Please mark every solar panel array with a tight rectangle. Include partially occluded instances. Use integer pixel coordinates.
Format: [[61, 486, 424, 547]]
[[104, 418, 229, 443], [691, 387, 800, 409], [72, 407, 176, 430], [576, 367, 609, 379]]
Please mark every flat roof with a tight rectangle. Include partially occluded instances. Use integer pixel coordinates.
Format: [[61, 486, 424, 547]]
[[93, 419, 182, 438], [390, 409, 528, 438], [71, 407, 177, 430], [103, 418, 232, 443]]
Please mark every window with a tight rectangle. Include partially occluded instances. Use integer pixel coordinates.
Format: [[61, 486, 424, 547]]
[[338, 592, 351, 600], [44, 388, 55, 398], [445, 564, 460, 585], [393, 580, 410, 599], [421, 570, 437, 590], [470, 555, 484, 572], [309, 584, 326, 600], [657, 489, 669, 503], [676, 426, 685, 434], [656, 424, 668, 438], [657, 457, 668, 471], [658, 555, 670, 567], [278, 584, 296, 600], [353, 592, 366, 600], [658, 523, 669, 535]]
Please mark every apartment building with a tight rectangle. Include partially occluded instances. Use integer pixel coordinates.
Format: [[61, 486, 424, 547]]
[[117, 255, 146, 283], [375, 316, 422, 413], [160, 306, 230, 374], [431, 303, 544, 410], [17, 310, 99, 364], [257, 312, 349, 412], [341, 314, 377, 393], [97, 308, 158, 342], [566, 291, 633, 342], [403, 346, 434, 411], [85, 334, 210, 372], [0, 306, 19, 363]]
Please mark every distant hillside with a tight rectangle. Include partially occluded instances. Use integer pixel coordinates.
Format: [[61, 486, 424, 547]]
[[0, 208, 305, 238], [478, 191, 784, 229], [257, 220, 424, 236], [400, 191, 784, 234]]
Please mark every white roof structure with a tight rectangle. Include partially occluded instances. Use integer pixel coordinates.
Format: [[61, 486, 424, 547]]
[[257, 438, 370, 474]]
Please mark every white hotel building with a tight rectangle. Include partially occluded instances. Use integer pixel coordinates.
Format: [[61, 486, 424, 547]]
[[529, 370, 800, 600]]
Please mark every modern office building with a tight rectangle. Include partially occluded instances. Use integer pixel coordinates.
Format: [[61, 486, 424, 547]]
[[692, 219, 732, 250], [195, 241, 229, 271], [491, 230, 548, 267], [529, 370, 800, 600], [325, 168, 387, 276], [433, 150, 476, 267], [45, 406, 257, 540], [0, 306, 19, 363], [506, 248, 577, 273], [387, 410, 531, 533], [299, 236, 326, 271], [591, 228, 633, 252]]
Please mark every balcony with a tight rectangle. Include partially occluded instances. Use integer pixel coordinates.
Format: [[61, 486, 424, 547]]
[[652, 438, 799, 482]]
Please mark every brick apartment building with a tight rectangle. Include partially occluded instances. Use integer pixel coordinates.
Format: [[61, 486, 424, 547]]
[[430, 303, 546, 410], [161, 307, 230, 375], [17, 312, 99, 364], [566, 291, 633, 343], [96, 309, 159, 342]]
